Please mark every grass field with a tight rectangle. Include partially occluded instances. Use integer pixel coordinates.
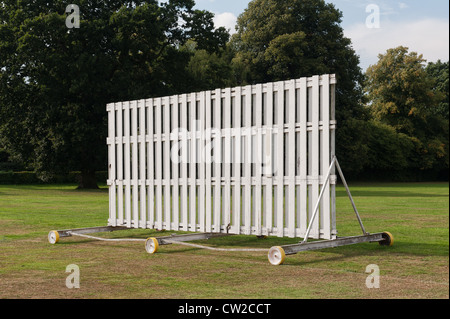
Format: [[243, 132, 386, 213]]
[[0, 182, 448, 299]]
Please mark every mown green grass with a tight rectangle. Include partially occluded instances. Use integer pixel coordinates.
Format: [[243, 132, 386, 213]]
[[0, 182, 448, 299]]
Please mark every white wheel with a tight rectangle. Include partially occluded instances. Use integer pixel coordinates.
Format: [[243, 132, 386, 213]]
[[48, 230, 60, 244], [145, 237, 159, 254], [268, 246, 286, 265]]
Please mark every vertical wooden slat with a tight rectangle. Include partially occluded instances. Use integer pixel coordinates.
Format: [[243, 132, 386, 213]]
[[254, 84, 262, 236], [155, 98, 163, 230], [243, 85, 252, 235], [172, 96, 179, 230], [205, 90, 212, 233], [189, 93, 197, 231], [264, 83, 274, 235], [139, 99, 146, 228], [330, 77, 337, 239], [180, 94, 188, 231], [124, 101, 131, 228], [299, 78, 308, 237], [321, 75, 331, 239], [107, 104, 116, 227], [223, 88, 232, 231], [198, 91, 206, 232], [310, 76, 320, 238], [233, 87, 242, 235], [287, 80, 296, 238], [213, 89, 222, 233], [131, 101, 139, 229], [276, 81, 284, 238], [146, 99, 154, 228], [163, 97, 171, 230], [116, 102, 124, 225]]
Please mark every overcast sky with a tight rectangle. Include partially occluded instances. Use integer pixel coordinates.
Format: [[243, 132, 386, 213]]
[[192, 0, 449, 70]]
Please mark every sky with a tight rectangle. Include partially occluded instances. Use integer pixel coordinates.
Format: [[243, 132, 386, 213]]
[[192, 0, 449, 71]]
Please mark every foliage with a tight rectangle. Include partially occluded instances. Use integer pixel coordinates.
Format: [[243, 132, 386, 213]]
[[365, 46, 449, 174], [0, 0, 228, 188]]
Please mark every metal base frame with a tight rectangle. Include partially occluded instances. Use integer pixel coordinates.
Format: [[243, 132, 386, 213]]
[[52, 226, 128, 239], [283, 233, 388, 255]]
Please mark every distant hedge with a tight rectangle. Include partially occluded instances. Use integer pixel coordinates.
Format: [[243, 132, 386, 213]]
[[0, 171, 108, 185]]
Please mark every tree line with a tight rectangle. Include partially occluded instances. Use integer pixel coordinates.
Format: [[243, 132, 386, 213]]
[[0, 0, 448, 188]]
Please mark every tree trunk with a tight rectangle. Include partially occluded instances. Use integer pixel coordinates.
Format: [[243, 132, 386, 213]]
[[78, 169, 99, 189]]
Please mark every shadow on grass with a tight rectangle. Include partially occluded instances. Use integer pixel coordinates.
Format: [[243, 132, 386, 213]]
[[282, 240, 449, 267], [336, 189, 448, 198]]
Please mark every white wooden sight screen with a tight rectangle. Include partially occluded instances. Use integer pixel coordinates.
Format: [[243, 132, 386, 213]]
[[107, 74, 337, 239]]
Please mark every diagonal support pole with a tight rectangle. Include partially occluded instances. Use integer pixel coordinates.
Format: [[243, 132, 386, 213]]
[[301, 156, 337, 244], [301, 156, 368, 244]]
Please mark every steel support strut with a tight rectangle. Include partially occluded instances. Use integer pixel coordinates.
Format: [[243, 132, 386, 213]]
[[267, 156, 394, 265], [302, 156, 367, 244]]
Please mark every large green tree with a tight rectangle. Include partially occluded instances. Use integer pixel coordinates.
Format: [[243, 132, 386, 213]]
[[0, 0, 228, 187], [365, 46, 449, 173], [229, 0, 369, 175]]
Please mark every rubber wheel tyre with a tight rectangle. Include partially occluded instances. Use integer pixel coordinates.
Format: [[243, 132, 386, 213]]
[[48, 230, 60, 244], [268, 246, 286, 265], [145, 237, 159, 254], [379, 231, 394, 246]]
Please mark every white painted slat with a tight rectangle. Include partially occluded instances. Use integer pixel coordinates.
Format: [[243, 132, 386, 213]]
[[321, 75, 331, 239], [107, 104, 116, 227], [223, 88, 232, 231], [155, 98, 163, 230], [198, 91, 206, 232], [243, 85, 252, 235], [310, 75, 320, 238], [213, 89, 221, 233], [232, 87, 242, 235], [205, 91, 212, 233], [139, 99, 146, 228], [276, 81, 284, 238], [330, 80, 337, 239], [163, 97, 171, 230], [146, 99, 154, 228], [254, 84, 262, 236], [264, 83, 274, 235], [299, 78, 308, 237], [131, 101, 139, 229], [180, 94, 188, 231], [172, 97, 179, 230], [287, 80, 296, 238], [124, 101, 131, 228], [116, 102, 124, 225], [189, 93, 197, 231]]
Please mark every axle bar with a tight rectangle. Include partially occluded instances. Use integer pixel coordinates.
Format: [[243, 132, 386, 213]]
[[285, 233, 385, 255]]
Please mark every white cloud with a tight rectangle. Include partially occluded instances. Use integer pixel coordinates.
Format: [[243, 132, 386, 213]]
[[345, 18, 450, 70], [398, 2, 409, 9], [213, 12, 238, 34]]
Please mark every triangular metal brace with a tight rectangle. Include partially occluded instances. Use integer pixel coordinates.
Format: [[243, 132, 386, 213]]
[[301, 156, 368, 244]]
